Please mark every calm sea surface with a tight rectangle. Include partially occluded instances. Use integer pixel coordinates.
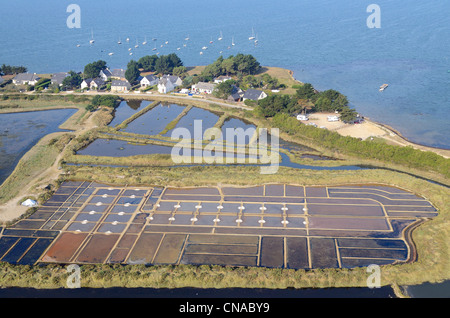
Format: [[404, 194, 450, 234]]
[[0, 0, 448, 148]]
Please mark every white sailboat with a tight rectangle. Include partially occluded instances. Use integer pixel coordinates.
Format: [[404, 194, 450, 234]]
[[135, 39, 139, 48], [185, 35, 190, 41], [89, 29, 95, 44], [202, 46, 208, 50], [117, 37, 122, 45], [210, 36, 213, 44], [232, 36, 235, 46], [142, 36, 147, 45], [248, 27, 255, 40], [108, 52, 114, 56], [126, 37, 130, 42], [218, 31, 223, 41], [254, 33, 259, 44]]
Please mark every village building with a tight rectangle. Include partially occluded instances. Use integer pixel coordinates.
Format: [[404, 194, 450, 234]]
[[12, 73, 41, 86], [214, 75, 232, 83], [51, 72, 69, 86], [110, 79, 131, 93], [227, 85, 244, 102], [242, 88, 267, 101], [140, 74, 158, 87], [157, 77, 175, 94], [191, 82, 217, 94]]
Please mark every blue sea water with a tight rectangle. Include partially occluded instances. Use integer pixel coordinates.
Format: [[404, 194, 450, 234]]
[[0, 0, 449, 148]]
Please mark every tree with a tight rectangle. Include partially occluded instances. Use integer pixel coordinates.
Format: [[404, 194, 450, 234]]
[[138, 55, 158, 72], [172, 66, 187, 78], [0, 64, 27, 75], [257, 94, 292, 117], [61, 71, 82, 90], [295, 83, 315, 100], [83, 60, 107, 79], [213, 80, 235, 99], [339, 107, 359, 123], [125, 60, 140, 84]]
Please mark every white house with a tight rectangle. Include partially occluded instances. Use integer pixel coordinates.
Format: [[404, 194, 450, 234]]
[[242, 88, 267, 101], [81, 78, 104, 90], [214, 75, 232, 83], [111, 80, 131, 93], [51, 72, 69, 86], [80, 78, 92, 90], [12, 73, 41, 86], [99, 68, 113, 81], [157, 78, 175, 94], [140, 74, 158, 87], [161, 74, 182, 87], [191, 82, 217, 94]]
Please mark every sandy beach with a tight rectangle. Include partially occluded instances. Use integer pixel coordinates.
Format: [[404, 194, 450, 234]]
[[303, 113, 450, 158]]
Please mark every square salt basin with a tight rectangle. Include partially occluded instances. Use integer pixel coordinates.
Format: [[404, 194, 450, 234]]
[[285, 204, 307, 215], [195, 214, 218, 226], [110, 205, 137, 214], [171, 214, 195, 225], [240, 204, 263, 214], [220, 203, 243, 213], [97, 223, 127, 234], [262, 216, 284, 227], [88, 196, 115, 205], [261, 204, 284, 215], [215, 215, 239, 226], [196, 202, 221, 213], [117, 197, 143, 205], [175, 202, 200, 212], [239, 216, 263, 227], [95, 188, 121, 196], [81, 205, 108, 213], [155, 201, 177, 212], [285, 216, 307, 228], [123, 189, 148, 197], [148, 214, 171, 225], [66, 222, 96, 232], [104, 214, 133, 223], [74, 213, 103, 222]]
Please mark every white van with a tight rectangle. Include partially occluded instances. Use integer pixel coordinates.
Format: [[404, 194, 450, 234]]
[[297, 114, 309, 121], [327, 115, 339, 122]]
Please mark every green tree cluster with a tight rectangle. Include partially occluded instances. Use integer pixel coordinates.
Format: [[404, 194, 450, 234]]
[[61, 71, 82, 90], [201, 54, 261, 79], [83, 60, 107, 79], [0, 64, 27, 75], [137, 53, 183, 74]]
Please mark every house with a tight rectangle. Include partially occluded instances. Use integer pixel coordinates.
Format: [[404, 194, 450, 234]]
[[227, 85, 244, 102], [51, 72, 69, 86], [110, 69, 126, 80], [99, 68, 113, 81], [111, 80, 131, 93], [214, 75, 232, 83], [81, 77, 105, 90], [242, 88, 267, 101], [90, 78, 105, 90], [191, 82, 217, 94], [161, 74, 182, 87], [157, 77, 175, 94], [12, 73, 41, 85], [140, 74, 158, 87]]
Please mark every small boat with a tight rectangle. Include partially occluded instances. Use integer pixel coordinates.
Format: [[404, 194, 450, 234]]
[[248, 27, 255, 40], [177, 47, 181, 50], [117, 37, 122, 45], [379, 84, 389, 91], [76, 44, 81, 47], [202, 46, 208, 50], [89, 29, 95, 44], [128, 48, 132, 51], [218, 31, 223, 41], [165, 41, 169, 44], [185, 35, 190, 41], [152, 38, 157, 41], [254, 34, 258, 44], [210, 37, 213, 44], [108, 52, 114, 56], [135, 39, 139, 48], [142, 36, 147, 45], [232, 36, 235, 46], [200, 51, 203, 55], [129, 52, 133, 55], [152, 47, 157, 51], [126, 37, 130, 42]]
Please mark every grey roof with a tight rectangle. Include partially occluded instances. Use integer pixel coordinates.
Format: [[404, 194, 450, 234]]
[[158, 77, 173, 86], [51, 72, 69, 85], [142, 74, 158, 82], [193, 82, 216, 90], [243, 88, 265, 100], [111, 69, 126, 78], [161, 74, 181, 84], [100, 68, 113, 77], [111, 80, 130, 88], [13, 73, 40, 82], [91, 78, 105, 86]]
